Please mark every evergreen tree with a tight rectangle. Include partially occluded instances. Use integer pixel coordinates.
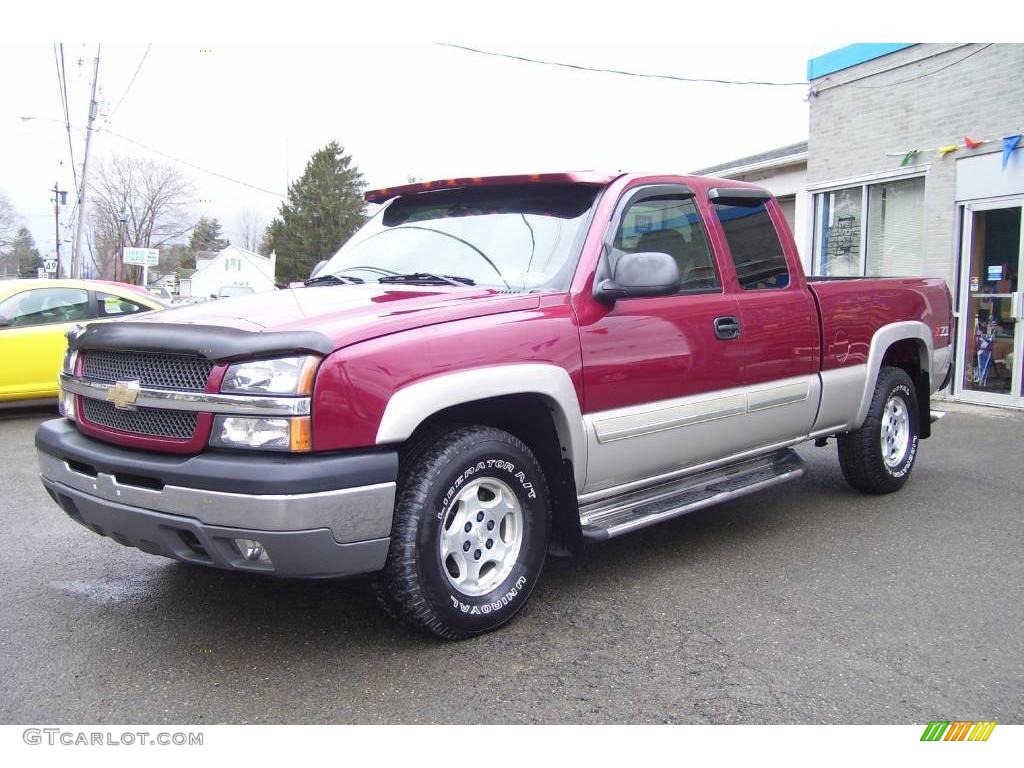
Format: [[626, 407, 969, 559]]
[[265, 141, 365, 282], [11, 227, 42, 278], [188, 216, 229, 253]]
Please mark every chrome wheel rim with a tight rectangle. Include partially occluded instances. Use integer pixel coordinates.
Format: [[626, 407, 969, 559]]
[[439, 477, 523, 597], [880, 394, 911, 468]]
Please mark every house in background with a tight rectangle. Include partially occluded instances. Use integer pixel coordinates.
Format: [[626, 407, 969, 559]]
[[693, 141, 810, 269], [178, 244, 276, 298]]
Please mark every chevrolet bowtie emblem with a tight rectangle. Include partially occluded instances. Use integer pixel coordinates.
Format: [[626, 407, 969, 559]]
[[106, 380, 141, 410]]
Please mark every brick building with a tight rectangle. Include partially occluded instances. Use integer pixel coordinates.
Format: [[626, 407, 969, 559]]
[[807, 43, 1024, 408]]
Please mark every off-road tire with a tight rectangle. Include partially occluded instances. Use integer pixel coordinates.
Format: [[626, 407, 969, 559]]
[[838, 366, 920, 494], [374, 425, 550, 639]]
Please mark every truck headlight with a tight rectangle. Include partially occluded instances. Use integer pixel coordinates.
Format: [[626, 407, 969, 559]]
[[210, 415, 311, 452], [62, 347, 78, 376], [221, 355, 318, 395]]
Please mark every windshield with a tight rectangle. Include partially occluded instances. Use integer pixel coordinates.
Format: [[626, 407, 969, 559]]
[[320, 184, 600, 291]]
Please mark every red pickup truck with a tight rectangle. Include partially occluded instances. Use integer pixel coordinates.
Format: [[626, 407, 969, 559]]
[[37, 172, 953, 639]]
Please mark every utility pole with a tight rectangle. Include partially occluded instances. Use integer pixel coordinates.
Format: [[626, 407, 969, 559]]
[[52, 182, 67, 278], [71, 44, 100, 280]]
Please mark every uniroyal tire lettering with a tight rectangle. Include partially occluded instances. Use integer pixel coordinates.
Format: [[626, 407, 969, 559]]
[[885, 385, 917, 478], [889, 437, 918, 478], [449, 576, 528, 614]]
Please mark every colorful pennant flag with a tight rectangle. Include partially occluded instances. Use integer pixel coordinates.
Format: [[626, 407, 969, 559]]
[[1003, 135, 1022, 170], [888, 131, 1021, 166]]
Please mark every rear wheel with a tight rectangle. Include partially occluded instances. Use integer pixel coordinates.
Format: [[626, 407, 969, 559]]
[[375, 425, 550, 639], [838, 366, 920, 494]]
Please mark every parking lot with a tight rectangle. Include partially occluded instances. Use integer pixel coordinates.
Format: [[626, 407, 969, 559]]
[[0, 403, 1021, 724]]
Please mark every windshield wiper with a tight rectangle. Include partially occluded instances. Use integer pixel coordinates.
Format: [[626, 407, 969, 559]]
[[377, 272, 476, 287], [303, 273, 364, 286]]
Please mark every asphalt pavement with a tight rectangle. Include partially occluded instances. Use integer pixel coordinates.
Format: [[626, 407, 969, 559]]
[[0, 402, 1021, 724]]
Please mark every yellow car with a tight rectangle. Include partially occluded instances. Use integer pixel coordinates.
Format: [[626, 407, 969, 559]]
[[0, 279, 167, 406]]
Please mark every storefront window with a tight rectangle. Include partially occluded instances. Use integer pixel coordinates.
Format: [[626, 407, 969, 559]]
[[813, 175, 925, 277], [814, 186, 862, 276], [866, 177, 926, 276]]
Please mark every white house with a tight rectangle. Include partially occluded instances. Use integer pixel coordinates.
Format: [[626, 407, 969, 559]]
[[179, 245, 276, 298]]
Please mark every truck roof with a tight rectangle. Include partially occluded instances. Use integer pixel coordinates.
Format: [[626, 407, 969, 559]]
[[363, 171, 769, 204], [364, 172, 620, 203]]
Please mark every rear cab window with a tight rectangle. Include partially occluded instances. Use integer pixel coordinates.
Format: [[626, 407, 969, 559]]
[[712, 195, 790, 290]]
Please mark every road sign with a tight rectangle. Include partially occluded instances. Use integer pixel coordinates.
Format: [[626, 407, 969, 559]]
[[44, 259, 58, 274], [123, 247, 159, 266], [37, 267, 47, 279]]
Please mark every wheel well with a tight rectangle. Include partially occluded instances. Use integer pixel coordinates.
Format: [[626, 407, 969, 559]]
[[408, 394, 583, 554], [881, 339, 931, 439]]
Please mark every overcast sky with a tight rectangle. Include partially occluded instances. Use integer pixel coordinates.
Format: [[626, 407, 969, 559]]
[[2, 3, 1012, 261]]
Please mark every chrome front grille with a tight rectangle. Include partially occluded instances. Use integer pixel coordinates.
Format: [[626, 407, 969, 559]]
[[82, 351, 214, 392], [82, 398, 198, 439]]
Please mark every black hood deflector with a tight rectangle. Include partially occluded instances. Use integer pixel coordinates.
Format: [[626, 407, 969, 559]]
[[69, 322, 334, 361]]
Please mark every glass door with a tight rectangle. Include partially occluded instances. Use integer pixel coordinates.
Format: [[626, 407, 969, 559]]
[[956, 200, 1024, 406]]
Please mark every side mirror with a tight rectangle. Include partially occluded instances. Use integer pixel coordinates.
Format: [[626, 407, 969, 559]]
[[594, 251, 680, 303], [310, 260, 328, 279], [0, 315, 9, 328]]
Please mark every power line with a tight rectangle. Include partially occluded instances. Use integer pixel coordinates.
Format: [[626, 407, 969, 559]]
[[54, 43, 79, 194], [848, 44, 993, 89], [107, 44, 151, 122], [102, 128, 286, 198], [437, 42, 809, 87], [21, 115, 287, 200]]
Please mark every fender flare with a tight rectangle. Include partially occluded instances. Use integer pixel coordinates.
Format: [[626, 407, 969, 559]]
[[854, 321, 933, 428], [376, 364, 588, 490]]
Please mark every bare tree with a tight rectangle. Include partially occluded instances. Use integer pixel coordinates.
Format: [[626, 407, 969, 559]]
[[235, 207, 265, 252], [89, 155, 194, 281], [0, 190, 21, 278]]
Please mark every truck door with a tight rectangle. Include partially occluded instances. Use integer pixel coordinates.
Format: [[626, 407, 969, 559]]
[[578, 184, 748, 495], [706, 189, 821, 449]]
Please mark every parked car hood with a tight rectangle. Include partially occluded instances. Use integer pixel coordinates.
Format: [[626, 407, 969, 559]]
[[129, 284, 541, 351]]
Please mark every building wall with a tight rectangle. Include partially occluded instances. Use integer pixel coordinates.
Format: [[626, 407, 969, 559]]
[[808, 43, 1024, 287]]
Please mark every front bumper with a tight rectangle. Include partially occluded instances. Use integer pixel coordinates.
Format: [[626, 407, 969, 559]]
[[36, 419, 398, 578]]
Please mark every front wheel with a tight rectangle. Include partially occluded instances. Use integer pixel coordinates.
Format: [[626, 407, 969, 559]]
[[838, 366, 920, 494], [375, 425, 550, 639]]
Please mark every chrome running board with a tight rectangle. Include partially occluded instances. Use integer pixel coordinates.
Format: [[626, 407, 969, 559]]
[[579, 449, 806, 542]]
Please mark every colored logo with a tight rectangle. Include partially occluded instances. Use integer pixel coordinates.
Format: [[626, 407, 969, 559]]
[[920, 721, 996, 741]]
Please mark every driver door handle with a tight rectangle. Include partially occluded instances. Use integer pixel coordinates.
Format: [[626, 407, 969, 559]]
[[714, 316, 741, 340]]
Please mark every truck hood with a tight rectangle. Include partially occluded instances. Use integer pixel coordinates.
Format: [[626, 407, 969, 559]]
[[134, 285, 541, 351]]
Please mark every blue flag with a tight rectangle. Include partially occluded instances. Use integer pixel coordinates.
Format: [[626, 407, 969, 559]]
[[1003, 135, 1022, 170]]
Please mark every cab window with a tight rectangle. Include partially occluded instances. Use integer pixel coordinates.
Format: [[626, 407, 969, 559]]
[[0, 287, 91, 328], [614, 194, 720, 292], [712, 198, 790, 290], [97, 292, 149, 317]]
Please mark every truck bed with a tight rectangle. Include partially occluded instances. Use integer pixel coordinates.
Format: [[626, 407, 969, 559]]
[[807, 276, 952, 371]]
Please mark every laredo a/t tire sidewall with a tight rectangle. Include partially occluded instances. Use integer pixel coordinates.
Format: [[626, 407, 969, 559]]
[[839, 366, 920, 494], [879, 376, 919, 483], [410, 432, 549, 636]]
